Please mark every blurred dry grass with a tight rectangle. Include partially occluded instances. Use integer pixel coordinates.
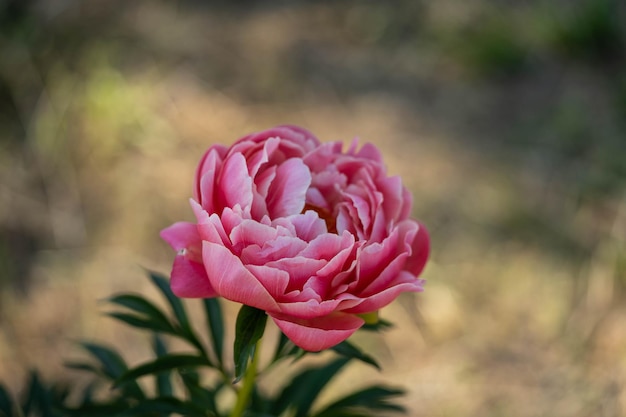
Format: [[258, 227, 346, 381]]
[[1, 0, 626, 416]]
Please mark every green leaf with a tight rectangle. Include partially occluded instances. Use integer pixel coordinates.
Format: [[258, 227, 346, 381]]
[[153, 335, 173, 397], [203, 298, 224, 365], [107, 294, 174, 330], [313, 386, 406, 417], [271, 357, 351, 417], [271, 331, 304, 363], [64, 361, 102, 375], [129, 397, 209, 416], [106, 312, 175, 334], [0, 383, 12, 416], [233, 305, 267, 383], [79, 342, 145, 400], [114, 354, 211, 387], [331, 340, 380, 370], [80, 343, 128, 379], [180, 371, 220, 414], [62, 402, 134, 417], [149, 271, 207, 355], [149, 271, 190, 331], [21, 371, 40, 416], [20, 371, 57, 417], [77, 382, 98, 407]]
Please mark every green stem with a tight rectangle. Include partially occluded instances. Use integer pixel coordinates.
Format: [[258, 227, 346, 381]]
[[229, 341, 261, 417]]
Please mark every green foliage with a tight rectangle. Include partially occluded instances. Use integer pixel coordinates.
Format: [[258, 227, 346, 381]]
[[549, 0, 624, 61], [313, 386, 406, 417], [271, 357, 352, 417], [1, 271, 407, 416], [233, 305, 267, 383], [458, 19, 529, 77], [0, 371, 69, 417]]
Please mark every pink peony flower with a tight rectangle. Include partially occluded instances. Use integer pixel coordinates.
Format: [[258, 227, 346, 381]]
[[161, 126, 429, 351]]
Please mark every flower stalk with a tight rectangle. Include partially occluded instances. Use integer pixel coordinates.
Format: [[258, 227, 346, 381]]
[[229, 341, 261, 417]]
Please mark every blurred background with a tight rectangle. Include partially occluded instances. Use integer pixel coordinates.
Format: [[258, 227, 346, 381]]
[[1, 0, 625, 415]]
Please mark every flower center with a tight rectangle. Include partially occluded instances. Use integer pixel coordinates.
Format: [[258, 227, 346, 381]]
[[303, 203, 337, 234]]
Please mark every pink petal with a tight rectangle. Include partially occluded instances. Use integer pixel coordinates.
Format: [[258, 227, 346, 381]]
[[218, 153, 253, 211], [191, 200, 230, 245], [195, 145, 227, 203], [269, 312, 364, 351], [358, 252, 409, 297], [356, 220, 419, 296], [356, 142, 383, 162], [405, 222, 430, 276], [379, 175, 404, 223], [170, 255, 217, 298], [399, 186, 413, 221], [344, 274, 424, 314], [240, 236, 307, 265], [266, 158, 311, 218], [286, 211, 327, 241], [199, 171, 218, 213], [229, 219, 278, 249], [246, 137, 280, 177], [305, 187, 328, 210], [265, 256, 326, 291], [276, 298, 343, 319], [301, 231, 355, 261], [160, 222, 200, 252], [245, 264, 290, 298], [202, 241, 279, 311], [352, 226, 402, 292]]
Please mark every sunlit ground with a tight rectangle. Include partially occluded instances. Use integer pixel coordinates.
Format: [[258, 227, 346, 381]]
[[1, 1, 625, 416]]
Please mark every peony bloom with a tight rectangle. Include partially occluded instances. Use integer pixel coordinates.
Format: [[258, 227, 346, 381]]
[[161, 126, 429, 351]]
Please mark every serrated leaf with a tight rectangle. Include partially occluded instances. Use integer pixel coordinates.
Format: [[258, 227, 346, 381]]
[[313, 386, 406, 417], [108, 294, 174, 330], [233, 305, 267, 383], [114, 354, 211, 387], [203, 298, 224, 365], [271, 357, 351, 417], [331, 340, 380, 370], [0, 383, 13, 416], [153, 335, 173, 397]]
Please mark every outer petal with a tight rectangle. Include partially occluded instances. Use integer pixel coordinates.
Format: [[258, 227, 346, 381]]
[[269, 312, 364, 351], [161, 222, 216, 297], [405, 222, 430, 276], [170, 255, 217, 298], [343, 274, 424, 314], [202, 241, 279, 311], [160, 222, 200, 253]]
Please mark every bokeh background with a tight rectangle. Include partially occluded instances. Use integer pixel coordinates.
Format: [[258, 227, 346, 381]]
[[1, 0, 625, 415]]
